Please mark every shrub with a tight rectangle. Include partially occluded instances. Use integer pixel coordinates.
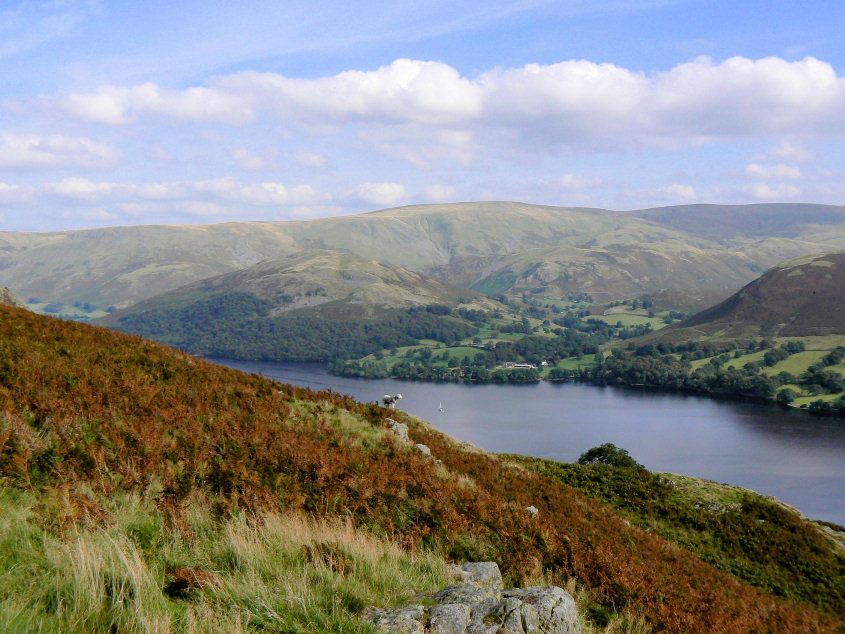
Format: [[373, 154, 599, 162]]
[[577, 443, 644, 469]]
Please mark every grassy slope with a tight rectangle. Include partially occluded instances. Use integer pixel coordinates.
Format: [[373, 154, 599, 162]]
[[0, 486, 454, 633], [504, 457, 844, 618], [0, 306, 839, 632]]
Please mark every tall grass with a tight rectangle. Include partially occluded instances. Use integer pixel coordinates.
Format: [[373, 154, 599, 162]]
[[0, 484, 454, 633]]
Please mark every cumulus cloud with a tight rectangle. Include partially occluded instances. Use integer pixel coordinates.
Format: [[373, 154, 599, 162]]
[[0, 132, 121, 169], [745, 182, 801, 199], [298, 151, 327, 168], [656, 184, 697, 202], [218, 59, 482, 126], [745, 163, 801, 179], [61, 83, 254, 125], [47, 56, 845, 160], [769, 140, 813, 163], [559, 173, 601, 188], [349, 181, 408, 207], [424, 184, 456, 201], [233, 148, 267, 170], [43, 176, 330, 206], [0, 182, 34, 203]]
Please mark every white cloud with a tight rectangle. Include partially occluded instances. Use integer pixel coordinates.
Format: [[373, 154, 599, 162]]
[[0, 132, 120, 169], [298, 151, 327, 168], [745, 163, 801, 179], [233, 148, 267, 170], [45, 56, 845, 162], [0, 182, 33, 203], [770, 140, 813, 163], [656, 184, 697, 202], [218, 59, 482, 126], [43, 176, 330, 206], [424, 184, 456, 201], [745, 182, 801, 199], [61, 83, 254, 125], [349, 181, 408, 207], [73, 207, 118, 221], [559, 174, 601, 188]]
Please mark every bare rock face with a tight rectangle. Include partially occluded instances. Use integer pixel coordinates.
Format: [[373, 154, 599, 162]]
[[366, 562, 581, 634]]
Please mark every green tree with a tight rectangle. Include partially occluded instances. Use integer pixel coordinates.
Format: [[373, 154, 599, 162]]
[[577, 443, 644, 469]]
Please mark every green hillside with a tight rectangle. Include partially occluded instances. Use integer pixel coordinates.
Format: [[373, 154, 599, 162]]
[[0, 305, 840, 632], [100, 250, 503, 361], [657, 251, 845, 342]]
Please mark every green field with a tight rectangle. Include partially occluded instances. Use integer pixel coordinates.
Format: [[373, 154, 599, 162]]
[[554, 354, 598, 370], [762, 350, 828, 376]]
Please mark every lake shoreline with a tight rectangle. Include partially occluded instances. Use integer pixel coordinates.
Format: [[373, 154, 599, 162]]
[[210, 358, 845, 526]]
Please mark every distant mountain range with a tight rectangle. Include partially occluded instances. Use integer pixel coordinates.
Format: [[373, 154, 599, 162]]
[[4, 202, 845, 310]]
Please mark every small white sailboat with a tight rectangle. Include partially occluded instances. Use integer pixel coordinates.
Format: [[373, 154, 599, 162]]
[[438, 401, 444, 413]]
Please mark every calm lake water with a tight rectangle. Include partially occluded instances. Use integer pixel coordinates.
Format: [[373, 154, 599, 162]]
[[213, 359, 845, 525]]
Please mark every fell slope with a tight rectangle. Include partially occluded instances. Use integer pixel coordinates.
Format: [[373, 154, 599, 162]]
[[0, 305, 837, 632], [108, 250, 487, 320], [435, 243, 762, 299], [655, 251, 845, 342], [9, 201, 844, 309]]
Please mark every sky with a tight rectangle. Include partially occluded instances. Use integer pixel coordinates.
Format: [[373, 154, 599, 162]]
[[1, 0, 845, 231]]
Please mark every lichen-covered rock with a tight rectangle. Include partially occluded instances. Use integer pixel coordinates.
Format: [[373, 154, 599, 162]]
[[432, 584, 496, 606], [388, 419, 411, 443], [429, 603, 471, 633], [525, 505, 539, 518], [460, 562, 503, 589], [366, 563, 580, 634], [415, 443, 432, 457], [365, 604, 426, 633], [502, 587, 579, 634]]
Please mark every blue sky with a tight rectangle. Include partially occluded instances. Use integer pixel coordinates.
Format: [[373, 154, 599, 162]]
[[1, 0, 844, 231]]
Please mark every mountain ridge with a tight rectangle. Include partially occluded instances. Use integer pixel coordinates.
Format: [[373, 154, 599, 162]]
[[6, 201, 845, 310]]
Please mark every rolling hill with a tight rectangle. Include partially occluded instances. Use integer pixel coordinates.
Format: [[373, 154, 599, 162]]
[[107, 249, 490, 321], [435, 242, 763, 300], [654, 251, 845, 342], [6, 202, 845, 311], [100, 251, 497, 362], [0, 305, 840, 632]]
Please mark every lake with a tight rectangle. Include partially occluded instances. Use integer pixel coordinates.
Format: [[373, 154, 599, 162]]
[[213, 359, 845, 526]]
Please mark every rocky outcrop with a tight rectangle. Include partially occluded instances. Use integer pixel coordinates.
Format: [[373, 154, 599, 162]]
[[365, 562, 580, 634], [0, 287, 24, 308], [387, 419, 411, 444]]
